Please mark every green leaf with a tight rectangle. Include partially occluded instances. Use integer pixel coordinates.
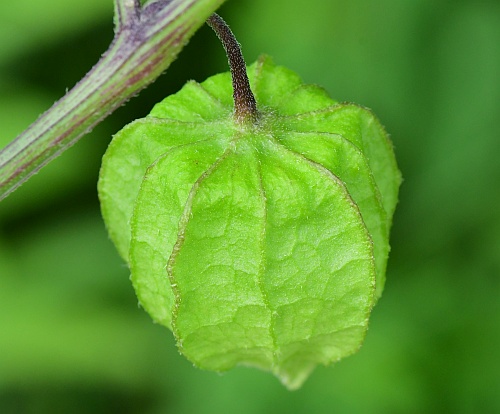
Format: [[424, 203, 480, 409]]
[[98, 54, 401, 389], [130, 138, 231, 328], [99, 119, 229, 260]]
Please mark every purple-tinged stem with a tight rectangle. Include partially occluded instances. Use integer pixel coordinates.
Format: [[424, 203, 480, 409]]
[[0, 0, 226, 201]]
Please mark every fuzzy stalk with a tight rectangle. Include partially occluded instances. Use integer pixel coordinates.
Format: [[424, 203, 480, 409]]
[[0, 0, 226, 201], [206, 13, 258, 124]]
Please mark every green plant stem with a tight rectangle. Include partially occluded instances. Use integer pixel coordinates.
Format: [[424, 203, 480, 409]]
[[0, 0, 226, 201]]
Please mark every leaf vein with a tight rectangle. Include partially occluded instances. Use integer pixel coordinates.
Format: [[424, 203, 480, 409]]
[[167, 146, 234, 345], [255, 151, 279, 365]]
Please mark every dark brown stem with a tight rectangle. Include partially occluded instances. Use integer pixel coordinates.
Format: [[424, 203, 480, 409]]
[[207, 13, 258, 124]]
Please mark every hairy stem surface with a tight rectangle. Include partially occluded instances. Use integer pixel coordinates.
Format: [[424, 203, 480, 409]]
[[0, 0, 226, 201], [206, 13, 257, 124]]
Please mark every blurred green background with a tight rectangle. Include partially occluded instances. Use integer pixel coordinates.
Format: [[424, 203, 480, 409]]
[[1, 0, 499, 412]]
